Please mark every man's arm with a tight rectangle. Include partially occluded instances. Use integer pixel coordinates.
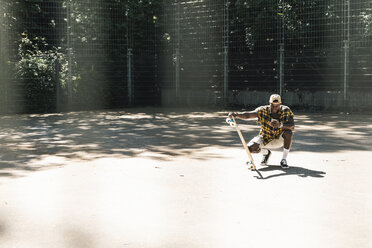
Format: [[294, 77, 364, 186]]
[[228, 110, 258, 120], [282, 116, 295, 131], [270, 120, 294, 130], [270, 111, 295, 130], [282, 123, 295, 131]]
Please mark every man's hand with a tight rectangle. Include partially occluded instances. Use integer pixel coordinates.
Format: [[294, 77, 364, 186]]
[[228, 111, 258, 120], [270, 119, 281, 128], [228, 112, 237, 118]]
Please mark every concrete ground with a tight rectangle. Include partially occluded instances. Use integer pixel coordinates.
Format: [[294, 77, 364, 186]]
[[0, 107, 371, 248]]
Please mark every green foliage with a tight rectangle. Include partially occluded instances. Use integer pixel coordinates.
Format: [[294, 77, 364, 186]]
[[361, 8, 372, 37], [14, 33, 68, 112], [64, 0, 162, 108], [232, 0, 347, 50]]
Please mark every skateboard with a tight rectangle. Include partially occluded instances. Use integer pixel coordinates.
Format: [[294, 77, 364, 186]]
[[226, 117, 256, 170]]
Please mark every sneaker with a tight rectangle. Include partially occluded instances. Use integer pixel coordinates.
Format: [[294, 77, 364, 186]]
[[260, 150, 271, 166], [280, 159, 289, 169]]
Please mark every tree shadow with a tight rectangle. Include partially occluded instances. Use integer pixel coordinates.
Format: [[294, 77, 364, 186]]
[[0, 108, 371, 179], [255, 165, 326, 180], [0, 108, 245, 178], [0, 219, 6, 237], [292, 113, 372, 152]]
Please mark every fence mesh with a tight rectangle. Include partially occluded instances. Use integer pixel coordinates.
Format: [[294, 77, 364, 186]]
[[0, 0, 371, 113], [160, 0, 225, 106]]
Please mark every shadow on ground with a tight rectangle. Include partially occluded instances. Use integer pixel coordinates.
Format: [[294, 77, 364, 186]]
[[254, 165, 327, 180], [292, 113, 372, 152], [1, 108, 371, 178]]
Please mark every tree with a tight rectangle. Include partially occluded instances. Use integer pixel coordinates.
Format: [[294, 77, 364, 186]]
[[14, 33, 67, 112]]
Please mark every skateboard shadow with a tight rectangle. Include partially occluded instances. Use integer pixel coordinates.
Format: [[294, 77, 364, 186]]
[[254, 165, 326, 180]]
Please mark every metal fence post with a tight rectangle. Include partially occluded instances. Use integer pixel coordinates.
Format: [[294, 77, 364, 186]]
[[343, 39, 349, 107], [279, 43, 284, 96], [66, 0, 73, 107], [175, 48, 180, 98], [223, 0, 229, 104], [175, 2, 180, 99], [127, 48, 133, 105], [343, 0, 350, 108], [0, 2, 11, 114], [55, 57, 61, 112], [0, 8, 4, 113], [278, 0, 285, 97]]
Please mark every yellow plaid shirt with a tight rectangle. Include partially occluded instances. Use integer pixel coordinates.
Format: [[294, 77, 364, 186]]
[[255, 105, 294, 145]]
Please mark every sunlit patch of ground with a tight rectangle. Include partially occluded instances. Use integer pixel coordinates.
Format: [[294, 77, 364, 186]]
[[0, 108, 371, 248]]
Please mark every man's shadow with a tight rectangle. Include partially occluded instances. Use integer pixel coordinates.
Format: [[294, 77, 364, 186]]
[[253, 165, 326, 180]]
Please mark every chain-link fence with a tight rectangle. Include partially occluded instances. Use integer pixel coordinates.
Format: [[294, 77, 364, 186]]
[[160, 1, 225, 106], [0, 0, 160, 113], [1, 0, 371, 113], [160, 0, 372, 110]]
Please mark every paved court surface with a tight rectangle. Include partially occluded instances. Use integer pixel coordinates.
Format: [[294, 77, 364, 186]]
[[0, 107, 371, 248]]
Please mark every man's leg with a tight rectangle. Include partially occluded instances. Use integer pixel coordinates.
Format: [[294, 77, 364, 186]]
[[283, 130, 293, 150], [245, 138, 261, 169], [260, 148, 271, 165], [247, 136, 272, 165], [281, 130, 293, 168], [248, 143, 261, 153], [247, 136, 262, 154]]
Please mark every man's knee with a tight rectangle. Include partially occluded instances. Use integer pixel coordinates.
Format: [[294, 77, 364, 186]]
[[249, 143, 261, 153], [282, 130, 293, 139]]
